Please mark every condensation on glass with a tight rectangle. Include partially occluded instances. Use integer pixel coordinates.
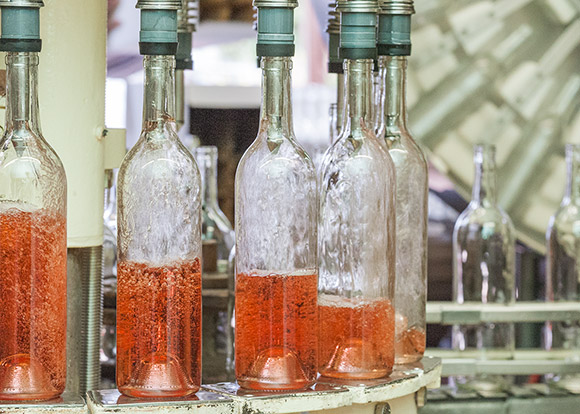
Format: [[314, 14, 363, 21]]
[[376, 55, 428, 364], [546, 144, 580, 352], [452, 144, 515, 391], [235, 57, 318, 391], [318, 59, 396, 380], [116, 55, 202, 398], [0, 52, 67, 401]]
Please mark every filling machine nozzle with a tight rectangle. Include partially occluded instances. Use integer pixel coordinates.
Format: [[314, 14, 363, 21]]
[[377, 0, 414, 57], [0, 0, 43, 53], [176, 0, 199, 130]]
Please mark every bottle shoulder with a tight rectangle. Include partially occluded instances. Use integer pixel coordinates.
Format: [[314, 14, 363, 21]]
[[0, 129, 66, 210], [454, 203, 514, 232], [121, 132, 198, 170], [321, 131, 394, 178], [549, 204, 580, 235], [206, 205, 234, 234], [236, 133, 316, 181]]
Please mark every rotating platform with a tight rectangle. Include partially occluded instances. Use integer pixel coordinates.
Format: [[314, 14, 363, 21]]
[[0, 393, 86, 414], [83, 357, 441, 414]]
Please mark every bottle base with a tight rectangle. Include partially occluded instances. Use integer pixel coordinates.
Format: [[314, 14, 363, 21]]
[[117, 353, 199, 399], [320, 338, 393, 380], [237, 378, 314, 392], [0, 353, 61, 401], [118, 387, 199, 399], [394, 354, 424, 365], [237, 346, 315, 392], [318, 369, 392, 381]]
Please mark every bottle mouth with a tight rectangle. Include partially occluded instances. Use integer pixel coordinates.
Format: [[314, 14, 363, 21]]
[[473, 143, 497, 165]]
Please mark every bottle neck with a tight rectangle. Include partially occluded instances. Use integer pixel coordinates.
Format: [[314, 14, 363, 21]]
[[472, 145, 498, 206], [336, 72, 344, 135], [564, 145, 580, 205], [5, 52, 41, 134], [196, 149, 219, 209], [340, 59, 374, 137], [381, 55, 408, 134], [259, 57, 293, 140], [142, 55, 176, 133]]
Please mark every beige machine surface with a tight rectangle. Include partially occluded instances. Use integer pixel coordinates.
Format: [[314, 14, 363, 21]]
[[39, 0, 107, 247], [409, 0, 580, 252]]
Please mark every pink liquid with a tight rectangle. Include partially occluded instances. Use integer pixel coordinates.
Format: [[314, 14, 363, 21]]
[[395, 326, 426, 364], [116, 259, 202, 398], [235, 271, 318, 391], [0, 207, 67, 400], [318, 295, 394, 379]]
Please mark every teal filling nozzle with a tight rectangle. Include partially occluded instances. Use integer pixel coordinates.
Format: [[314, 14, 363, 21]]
[[339, 11, 377, 60], [328, 31, 342, 73], [0, 1, 43, 52], [138, 9, 178, 56], [256, 7, 296, 57], [377, 14, 411, 56]]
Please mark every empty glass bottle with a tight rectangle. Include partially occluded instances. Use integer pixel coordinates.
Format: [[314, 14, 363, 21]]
[[546, 144, 580, 350], [235, 56, 318, 391], [452, 144, 515, 390], [194, 146, 234, 274], [318, 59, 396, 380], [116, 55, 202, 398], [376, 56, 428, 364], [0, 52, 67, 400], [194, 145, 234, 382], [101, 170, 118, 368]]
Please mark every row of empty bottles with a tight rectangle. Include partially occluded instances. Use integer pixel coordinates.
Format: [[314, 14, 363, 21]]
[[451, 142, 580, 391]]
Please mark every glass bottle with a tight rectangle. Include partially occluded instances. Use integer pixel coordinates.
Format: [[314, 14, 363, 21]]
[[103, 169, 118, 294], [101, 170, 118, 367], [376, 56, 428, 364], [0, 52, 67, 400], [194, 146, 234, 274], [116, 55, 202, 398], [235, 56, 318, 391], [546, 144, 580, 350], [318, 59, 396, 379], [225, 245, 236, 378], [452, 144, 515, 390], [194, 145, 233, 382]]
